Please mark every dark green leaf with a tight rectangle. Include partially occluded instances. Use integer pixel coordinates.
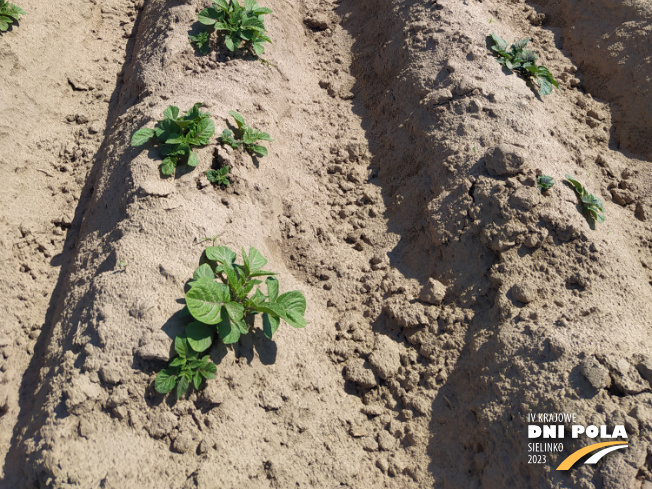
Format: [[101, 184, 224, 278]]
[[186, 321, 214, 352], [229, 111, 246, 130], [198, 7, 221, 25], [160, 158, 176, 176], [176, 376, 190, 399], [186, 280, 231, 324], [217, 310, 241, 344], [193, 371, 203, 391], [188, 150, 199, 167], [250, 144, 268, 156], [266, 276, 278, 301], [155, 369, 178, 394], [169, 356, 186, 367], [490, 34, 508, 52], [205, 245, 237, 265], [262, 313, 280, 339], [200, 360, 217, 379], [175, 335, 191, 358], [163, 106, 179, 120], [131, 128, 155, 147], [193, 263, 215, 281]]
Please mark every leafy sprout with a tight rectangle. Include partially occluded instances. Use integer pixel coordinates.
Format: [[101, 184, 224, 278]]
[[0, 0, 25, 32], [131, 104, 215, 177], [537, 175, 554, 191], [192, 0, 272, 55], [565, 175, 606, 223], [219, 110, 272, 156], [206, 166, 231, 186], [489, 34, 559, 96], [155, 336, 217, 399], [155, 246, 307, 399]]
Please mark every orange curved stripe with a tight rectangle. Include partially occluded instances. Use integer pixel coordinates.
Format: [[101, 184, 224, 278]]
[[557, 442, 628, 470]]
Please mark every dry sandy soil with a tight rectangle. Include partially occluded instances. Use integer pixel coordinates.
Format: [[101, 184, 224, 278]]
[[0, 0, 651, 487]]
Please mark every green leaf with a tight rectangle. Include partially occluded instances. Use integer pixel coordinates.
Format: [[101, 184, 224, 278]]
[[165, 134, 185, 144], [188, 150, 199, 167], [252, 42, 265, 55], [186, 321, 214, 352], [244, 0, 257, 10], [205, 246, 237, 265], [131, 128, 155, 147], [538, 76, 553, 96], [169, 356, 185, 367], [253, 7, 273, 15], [243, 247, 267, 275], [196, 117, 215, 143], [193, 263, 215, 281], [258, 291, 307, 329], [224, 34, 237, 51], [193, 371, 203, 391], [163, 106, 180, 120], [490, 34, 508, 52], [276, 291, 307, 328], [0, 18, 9, 31], [200, 360, 217, 379], [175, 335, 191, 358], [537, 175, 554, 191], [186, 280, 232, 324], [155, 369, 178, 394], [198, 7, 221, 25], [266, 276, 278, 301], [160, 158, 176, 176], [176, 376, 190, 399], [214, 0, 230, 11], [512, 38, 529, 51], [250, 145, 268, 156], [229, 111, 246, 130], [224, 301, 245, 322], [565, 175, 584, 194], [216, 309, 241, 344], [262, 313, 280, 339]]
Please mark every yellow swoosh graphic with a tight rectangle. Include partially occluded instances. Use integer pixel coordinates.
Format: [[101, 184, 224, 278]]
[[557, 441, 628, 470]]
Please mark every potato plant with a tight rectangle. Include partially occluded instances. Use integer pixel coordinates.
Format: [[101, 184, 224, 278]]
[[131, 104, 215, 176], [566, 175, 606, 223], [191, 0, 272, 55], [206, 166, 231, 185], [220, 110, 272, 156], [156, 246, 307, 399], [0, 0, 24, 31], [489, 34, 559, 96]]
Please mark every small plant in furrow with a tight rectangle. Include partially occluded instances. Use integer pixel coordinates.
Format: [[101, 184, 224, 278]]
[[489, 34, 559, 96], [131, 104, 215, 177], [0, 0, 25, 32], [537, 175, 554, 191], [565, 175, 606, 223], [206, 166, 231, 186], [219, 110, 272, 156], [191, 0, 272, 56], [155, 246, 307, 399]]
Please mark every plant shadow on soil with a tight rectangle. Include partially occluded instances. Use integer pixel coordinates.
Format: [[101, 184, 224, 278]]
[[1, 8, 148, 485]]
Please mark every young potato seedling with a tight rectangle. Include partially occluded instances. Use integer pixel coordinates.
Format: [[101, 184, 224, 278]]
[[192, 0, 272, 55], [155, 246, 307, 399], [131, 104, 215, 176], [220, 110, 272, 156], [537, 175, 554, 191], [489, 34, 559, 96], [155, 335, 217, 399], [565, 175, 606, 223], [0, 0, 25, 31], [206, 166, 231, 186]]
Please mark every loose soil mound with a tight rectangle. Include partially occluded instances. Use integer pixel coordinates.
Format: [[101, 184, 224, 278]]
[[0, 0, 650, 488]]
